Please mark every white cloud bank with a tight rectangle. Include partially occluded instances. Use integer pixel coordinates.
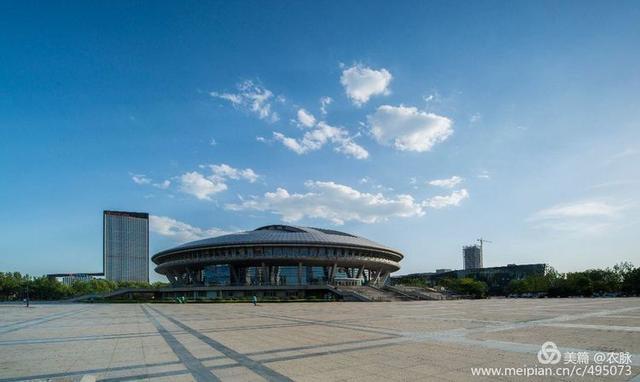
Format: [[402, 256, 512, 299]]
[[529, 200, 623, 234], [227, 181, 468, 225], [150, 215, 234, 243], [274, 109, 369, 160], [428, 176, 463, 189], [210, 80, 279, 122], [131, 174, 170, 189], [424, 189, 469, 209], [177, 164, 259, 201], [340, 64, 392, 106], [477, 170, 491, 179], [208, 164, 259, 183], [319, 97, 332, 114], [368, 105, 453, 152], [296, 108, 316, 128], [131, 174, 151, 185], [532, 201, 620, 220], [154, 180, 171, 190], [178, 171, 227, 200]]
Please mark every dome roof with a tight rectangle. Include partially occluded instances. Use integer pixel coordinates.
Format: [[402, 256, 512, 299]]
[[152, 224, 402, 260]]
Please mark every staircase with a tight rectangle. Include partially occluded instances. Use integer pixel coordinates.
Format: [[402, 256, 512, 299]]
[[65, 288, 142, 302], [335, 285, 413, 302], [385, 285, 450, 300]]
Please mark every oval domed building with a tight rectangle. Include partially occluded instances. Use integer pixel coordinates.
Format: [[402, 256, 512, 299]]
[[152, 225, 402, 293]]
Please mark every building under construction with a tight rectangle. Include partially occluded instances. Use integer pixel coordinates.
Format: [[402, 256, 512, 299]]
[[463, 245, 483, 270]]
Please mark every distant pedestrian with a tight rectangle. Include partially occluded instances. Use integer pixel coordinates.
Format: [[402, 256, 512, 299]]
[[252, 295, 257, 306]]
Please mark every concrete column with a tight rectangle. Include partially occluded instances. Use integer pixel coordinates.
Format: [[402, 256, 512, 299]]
[[331, 263, 337, 283], [380, 272, 389, 286], [370, 270, 378, 284], [374, 269, 383, 285], [297, 262, 303, 285]]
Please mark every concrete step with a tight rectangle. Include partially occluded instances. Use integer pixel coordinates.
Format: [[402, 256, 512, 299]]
[[337, 285, 411, 302]]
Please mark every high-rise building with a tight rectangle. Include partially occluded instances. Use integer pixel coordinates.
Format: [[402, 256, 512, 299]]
[[463, 245, 483, 270], [103, 210, 149, 282]]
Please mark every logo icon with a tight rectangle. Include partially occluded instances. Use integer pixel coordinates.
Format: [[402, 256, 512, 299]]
[[537, 341, 561, 365]]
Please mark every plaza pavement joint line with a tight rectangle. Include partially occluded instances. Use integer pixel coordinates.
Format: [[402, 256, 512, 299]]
[[147, 305, 295, 382], [0, 333, 400, 382], [0, 307, 90, 335], [141, 305, 220, 382]]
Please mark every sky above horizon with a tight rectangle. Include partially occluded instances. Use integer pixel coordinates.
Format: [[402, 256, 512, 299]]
[[1, 1, 639, 280]]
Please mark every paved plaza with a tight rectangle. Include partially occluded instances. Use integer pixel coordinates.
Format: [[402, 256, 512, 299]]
[[0, 298, 639, 381]]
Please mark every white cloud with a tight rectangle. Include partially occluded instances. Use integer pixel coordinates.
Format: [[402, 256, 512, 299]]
[[208, 164, 259, 183], [340, 64, 392, 106], [605, 148, 639, 165], [296, 108, 316, 128], [470, 113, 482, 123], [428, 176, 463, 189], [532, 201, 620, 220], [132, 173, 170, 189], [335, 137, 369, 160], [227, 181, 468, 225], [153, 180, 171, 190], [227, 181, 423, 224], [178, 171, 227, 200], [477, 170, 491, 179], [368, 105, 453, 152], [424, 189, 469, 209], [150, 215, 234, 243], [210, 80, 279, 122], [209, 138, 217, 146], [273, 122, 369, 160], [529, 200, 623, 234], [273, 132, 305, 153], [320, 96, 333, 114], [131, 174, 152, 185], [178, 164, 260, 200], [589, 179, 639, 189]]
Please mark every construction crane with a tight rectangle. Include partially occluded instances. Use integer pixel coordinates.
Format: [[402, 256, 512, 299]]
[[477, 238, 492, 251]]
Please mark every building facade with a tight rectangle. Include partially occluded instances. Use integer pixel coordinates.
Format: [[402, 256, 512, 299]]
[[61, 274, 95, 286], [103, 211, 149, 282], [152, 225, 402, 289], [392, 263, 548, 296], [463, 244, 483, 270]]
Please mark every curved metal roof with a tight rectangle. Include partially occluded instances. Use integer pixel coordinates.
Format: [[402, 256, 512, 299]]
[[152, 224, 403, 260]]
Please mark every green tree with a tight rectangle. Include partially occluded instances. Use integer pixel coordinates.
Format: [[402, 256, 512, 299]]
[[621, 267, 640, 295], [440, 277, 488, 298]]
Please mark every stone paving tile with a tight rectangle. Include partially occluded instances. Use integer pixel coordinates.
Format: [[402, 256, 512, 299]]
[[0, 298, 639, 381], [566, 316, 640, 327], [469, 325, 640, 353]]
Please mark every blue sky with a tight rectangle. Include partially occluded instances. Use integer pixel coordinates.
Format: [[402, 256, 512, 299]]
[[1, 1, 639, 280]]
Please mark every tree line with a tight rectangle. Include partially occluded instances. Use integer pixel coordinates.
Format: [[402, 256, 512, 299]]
[[506, 262, 639, 297], [395, 262, 639, 298], [0, 272, 168, 301]]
